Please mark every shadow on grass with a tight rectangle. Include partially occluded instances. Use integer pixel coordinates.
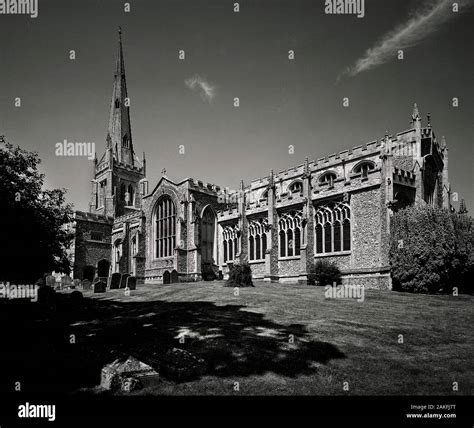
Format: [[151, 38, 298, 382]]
[[0, 292, 345, 393]]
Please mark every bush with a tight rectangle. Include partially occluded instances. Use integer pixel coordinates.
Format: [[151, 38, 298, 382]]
[[308, 260, 342, 286], [225, 263, 254, 287], [390, 205, 474, 294]]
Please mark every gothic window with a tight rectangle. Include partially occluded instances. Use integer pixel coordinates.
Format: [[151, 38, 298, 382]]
[[127, 184, 134, 206], [115, 98, 120, 109], [154, 197, 176, 258], [223, 225, 239, 263], [353, 161, 375, 179], [113, 239, 122, 273], [99, 180, 107, 208], [278, 210, 303, 258], [289, 181, 303, 194], [122, 134, 129, 148], [90, 232, 103, 242], [319, 172, 337, 187], [120, 183, 126, 201], [315, 201, 351, 254], [248, 218, 267, 261]]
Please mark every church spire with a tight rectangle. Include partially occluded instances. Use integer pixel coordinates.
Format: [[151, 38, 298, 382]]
[[108, 27, 134, 166]]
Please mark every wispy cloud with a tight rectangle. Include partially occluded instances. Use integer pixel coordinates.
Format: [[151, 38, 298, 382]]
[[185, 75, 217, 102], [339, 0, 471, 80]]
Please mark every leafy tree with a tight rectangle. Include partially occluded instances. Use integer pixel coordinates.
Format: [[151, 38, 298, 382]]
[[0, 137, 74, 283], [390, 204, 473, 294], [225, 263, 254, 287], [308, 259, 342, 286]]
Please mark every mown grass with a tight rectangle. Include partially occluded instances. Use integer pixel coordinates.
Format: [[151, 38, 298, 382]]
[[1, 281, 472, 396]]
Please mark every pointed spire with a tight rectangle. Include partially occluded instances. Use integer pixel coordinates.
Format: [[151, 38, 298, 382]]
[[441, 136, 447, 149], [108, 28, 134, 166], [411, 103, 421, 127], [116, 26, 125, 77], [142, 152, 146, 175], [240, 179, 245, 191], [427, 113, 431, 128]]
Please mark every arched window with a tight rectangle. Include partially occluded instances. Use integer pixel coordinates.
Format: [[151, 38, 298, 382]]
[[127, 184, 134, 206], [353, 161, 375, 179], [319, 172, 337, 187], [122, 134, 129, 148], [315, 201, 351, 254], [120, 183, 126, 201], [316, 224, 323, 254], [278, 210, 303, 258], [115, 98, 120, 109], [154, 197, 176, 258], [289, 181, 303, 194], [248, 218, 267, 261], [223, 225, 239, 263]]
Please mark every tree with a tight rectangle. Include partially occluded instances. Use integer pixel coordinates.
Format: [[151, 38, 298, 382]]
[[0, 137, 74, 283], [389, 204, 473, 294]]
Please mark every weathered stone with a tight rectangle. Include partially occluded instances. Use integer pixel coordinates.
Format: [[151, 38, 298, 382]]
[[160, 348, 205, 381], [120, 274, 130, 289], [73, 278, 82, 288], [121, 376, 142, 392], [82, 279, 92, 291], [45, 275, 56, 287], [100, 356, 159, 391], [109, 273, 121, 289], [126, 276, 136, 290], [93, 281, 106, 293]]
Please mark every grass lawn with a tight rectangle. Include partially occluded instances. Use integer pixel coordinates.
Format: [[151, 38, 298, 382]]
[[1, 281, 472, 396]]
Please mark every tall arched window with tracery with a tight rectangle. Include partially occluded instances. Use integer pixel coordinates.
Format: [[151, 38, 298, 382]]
[[154, 197, 176, 258], [278, 210, 303, 258], [249, 218, 267, 261], [315, 201, 351, 254], [222, 225, 240, 263]]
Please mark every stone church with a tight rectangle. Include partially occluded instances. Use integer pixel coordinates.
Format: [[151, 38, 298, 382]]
[[73, 30, 452, 289]]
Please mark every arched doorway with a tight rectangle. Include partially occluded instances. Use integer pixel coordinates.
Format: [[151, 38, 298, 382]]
[[201, 206, 216, 280], [97, 259, 110, 277], [163, 270, 171, 284]]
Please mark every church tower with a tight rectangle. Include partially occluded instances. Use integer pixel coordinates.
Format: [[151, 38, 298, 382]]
[[90, 28, 146, 218]]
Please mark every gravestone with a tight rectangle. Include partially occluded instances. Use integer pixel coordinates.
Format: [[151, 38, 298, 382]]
[[126, 276, 136, 290], [160, 348, 206, 381], [45, 275, 56, 287], [82, 279, 92, 291], [120, 274, 130, 289], [109, 273, 121, 290], [73, 279, 81, 288], [93, 281, 106, 293], [61, 276, 73, 289], [100, 356, 159, 391]]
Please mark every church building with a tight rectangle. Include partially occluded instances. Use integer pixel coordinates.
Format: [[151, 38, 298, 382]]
[[73, 30, 452, 289]]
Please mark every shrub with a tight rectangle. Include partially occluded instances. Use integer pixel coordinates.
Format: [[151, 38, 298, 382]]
[[308, 260, 342, 286], [390, 205, 474, 294], [225, 263, 254, 287]]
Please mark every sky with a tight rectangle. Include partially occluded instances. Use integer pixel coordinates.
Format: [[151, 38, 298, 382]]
[[1, 0, 473, 212]]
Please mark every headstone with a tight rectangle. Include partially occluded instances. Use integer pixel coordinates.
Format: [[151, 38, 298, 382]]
[[45, 275, 56, 287], [100, 356, 159, 391], [82, 279, 92, 291], [73, 279, 81, 288], [126, 276, 136, 290], [93, 281, 106, 293], [160, 348, 206, 381], [109, 273, 121, 289], [61, 276, 73, 288], [120, 274, 130, 289]]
